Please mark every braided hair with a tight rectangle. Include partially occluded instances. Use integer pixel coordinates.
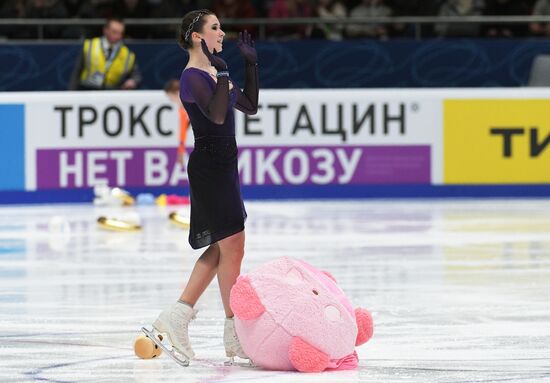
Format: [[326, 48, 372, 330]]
[[178, 9, 214, 50]]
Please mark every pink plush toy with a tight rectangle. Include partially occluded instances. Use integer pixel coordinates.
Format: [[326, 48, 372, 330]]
[[229, 257, 374, 372]]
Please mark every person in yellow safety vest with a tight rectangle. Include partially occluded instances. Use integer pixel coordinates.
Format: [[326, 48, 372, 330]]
[[69, 17, 141, 90]]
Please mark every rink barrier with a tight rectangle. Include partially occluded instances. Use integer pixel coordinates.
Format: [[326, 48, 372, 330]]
[[2, 39, 550, 91], [1, 89, 549, 203]]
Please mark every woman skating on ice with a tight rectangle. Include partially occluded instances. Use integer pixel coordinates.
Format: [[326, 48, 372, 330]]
[[147, 9, 259, 366]]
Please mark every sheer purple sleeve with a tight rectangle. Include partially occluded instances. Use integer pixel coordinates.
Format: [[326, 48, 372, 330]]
[[181, 70, 230, 125], [234, 63, 259, 115]]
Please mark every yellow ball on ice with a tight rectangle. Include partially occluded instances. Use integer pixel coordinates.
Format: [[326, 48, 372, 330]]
[[134, 335, 162, 359]]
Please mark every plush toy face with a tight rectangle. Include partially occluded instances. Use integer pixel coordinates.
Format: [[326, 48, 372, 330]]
[[230, 257, 373, 372]]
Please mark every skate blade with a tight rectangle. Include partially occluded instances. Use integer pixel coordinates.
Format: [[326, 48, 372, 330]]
[[141, 327, 190, 367], [224, 356, 255, 368]]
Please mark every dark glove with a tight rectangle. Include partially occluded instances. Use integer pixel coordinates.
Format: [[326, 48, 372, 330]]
[[201, 39, 227, 71], [237, 30, 257, 65]]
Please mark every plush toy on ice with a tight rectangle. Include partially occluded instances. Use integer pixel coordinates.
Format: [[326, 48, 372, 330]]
[[229, 257, 374, 372]]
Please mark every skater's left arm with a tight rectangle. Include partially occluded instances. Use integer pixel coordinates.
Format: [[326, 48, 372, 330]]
[[234, 30, 259, 115]]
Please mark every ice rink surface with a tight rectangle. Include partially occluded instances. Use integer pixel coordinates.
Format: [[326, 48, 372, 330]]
[[0, 199, 549, 383]]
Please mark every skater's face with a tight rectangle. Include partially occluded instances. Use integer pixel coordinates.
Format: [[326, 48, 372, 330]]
[[192, 14, 225, 53]]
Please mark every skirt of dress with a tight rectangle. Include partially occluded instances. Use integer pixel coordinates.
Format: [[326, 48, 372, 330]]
[[187, 136, 247, 249]]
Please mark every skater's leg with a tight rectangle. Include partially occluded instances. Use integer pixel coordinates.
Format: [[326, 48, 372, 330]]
[[217, 230, 245, 318], [179, 243, 220, 306], [217, 231, 249, 361], [151, 243, 220, 361]]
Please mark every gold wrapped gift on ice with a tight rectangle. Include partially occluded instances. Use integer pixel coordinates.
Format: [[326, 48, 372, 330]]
[[97, 216, 141, 232], [168, 212, 190, 229]]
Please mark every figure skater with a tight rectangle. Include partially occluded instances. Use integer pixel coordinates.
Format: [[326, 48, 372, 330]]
[[148, 9, 258, 365]]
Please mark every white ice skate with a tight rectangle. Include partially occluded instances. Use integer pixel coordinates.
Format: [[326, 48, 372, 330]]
[[142, 302, 197, 367], [223, 317, 254, 367]]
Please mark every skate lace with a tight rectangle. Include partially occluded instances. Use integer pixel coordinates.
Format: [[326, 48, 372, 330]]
[[171, 310, 196, 337], [225, 323, 245, 353], [229, 334, 247, 358], [225, 323, 238, 342]]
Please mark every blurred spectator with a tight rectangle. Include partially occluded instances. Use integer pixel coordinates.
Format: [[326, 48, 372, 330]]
[[268, 0, 314, 39], [391, 0, 440, 16], [530, 0, 550, 37], [144, 0, 162, 6], [0, 0, 28, 39], [26, 0, 69, 38], [391, 0, 441, 36], [0, 0, 26, 18], [112, 0, 150, 38], [142, 0, 197, 39], [147, 0, 198, 18], [113, 0, 148, 18], [484, 0, 530, 37], [212, 0, 257, 38], [346, 0, 393, 39], [64, 0, 81, 15], [311, 0, 347, 40], [69, 17, 142, 90], [89, 0, 122, 18], [435, 0, 485, 37], [61, 0, 102, 39], [5, 0, 546, 42], [251, 0, 269, 17]]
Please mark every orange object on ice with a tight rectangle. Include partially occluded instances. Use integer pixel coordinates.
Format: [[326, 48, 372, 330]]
[[177, 106, 190, 156]]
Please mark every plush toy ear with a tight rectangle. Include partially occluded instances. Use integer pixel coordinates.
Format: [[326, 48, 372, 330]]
[[355, 308, 374, 346], [288, 337, 329, 373], [230, 276, 265, 320]]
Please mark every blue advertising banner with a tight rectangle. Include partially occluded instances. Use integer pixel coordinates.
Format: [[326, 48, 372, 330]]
[[0, 104, 25, 190]]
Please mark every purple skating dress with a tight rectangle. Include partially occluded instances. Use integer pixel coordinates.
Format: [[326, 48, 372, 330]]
[[180, 66, 258, 249]]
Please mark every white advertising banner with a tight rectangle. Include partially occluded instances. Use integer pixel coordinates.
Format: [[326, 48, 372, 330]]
[[2, 88, 548, 193]]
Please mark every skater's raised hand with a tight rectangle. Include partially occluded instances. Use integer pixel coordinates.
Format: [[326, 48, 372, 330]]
[[201, 39, 227, 71], [237, 30, 257, 65]]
